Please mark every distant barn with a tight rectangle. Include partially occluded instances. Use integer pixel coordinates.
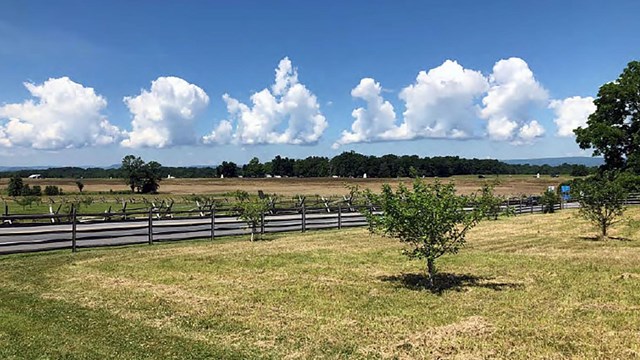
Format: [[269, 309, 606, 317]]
[[28, 174, 42, 179]]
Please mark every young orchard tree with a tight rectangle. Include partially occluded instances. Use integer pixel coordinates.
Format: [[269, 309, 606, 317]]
[[363, 179, 489, 288], [239, 198, 269, 241], [541, 188, 560, 213], [573, 173, 628, 239]]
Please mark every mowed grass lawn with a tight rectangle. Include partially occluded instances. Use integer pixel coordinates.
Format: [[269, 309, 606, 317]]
[[1, 209, 640, 359]]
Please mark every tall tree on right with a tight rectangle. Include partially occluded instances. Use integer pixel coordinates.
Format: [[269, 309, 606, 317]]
[[575, 61, 640, 173]]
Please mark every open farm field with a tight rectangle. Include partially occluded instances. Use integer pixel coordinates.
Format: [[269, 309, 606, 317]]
[[1, 208, 639, 358], [0, 174, 572, 197]]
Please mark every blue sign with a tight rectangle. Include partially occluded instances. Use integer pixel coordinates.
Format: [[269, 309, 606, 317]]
[[561, 185, 570, 200]]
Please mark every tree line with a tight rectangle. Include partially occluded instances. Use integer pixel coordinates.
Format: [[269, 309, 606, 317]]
[[0, 152, 594, 179]]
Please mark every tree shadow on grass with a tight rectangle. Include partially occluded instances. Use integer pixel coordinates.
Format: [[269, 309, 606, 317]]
[[578, 235, 632, 242], [379, 272, 523, 295]]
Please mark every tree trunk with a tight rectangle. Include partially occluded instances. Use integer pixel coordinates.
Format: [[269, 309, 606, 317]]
[[426, 258, 436, 288], [601, 219, 607, 239], [251, 223, 256, 242]]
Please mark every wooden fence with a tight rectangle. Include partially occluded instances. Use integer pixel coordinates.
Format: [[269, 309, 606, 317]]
[[1, 193, 639, 256], [0, 206, 370, 255]]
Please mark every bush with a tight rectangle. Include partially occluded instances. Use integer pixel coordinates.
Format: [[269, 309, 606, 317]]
[[44, 185, 62, 196], [541, 189, 559, 213]]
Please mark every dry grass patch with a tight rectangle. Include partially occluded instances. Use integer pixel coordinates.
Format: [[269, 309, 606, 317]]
[[0, 174, 571, 196], [1, 208, 640, 358]]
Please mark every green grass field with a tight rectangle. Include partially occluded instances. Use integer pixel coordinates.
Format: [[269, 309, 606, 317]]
[[1, 208, 640, 359]]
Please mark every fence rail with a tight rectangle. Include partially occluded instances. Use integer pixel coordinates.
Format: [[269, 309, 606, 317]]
[[1, 195, 639, 256]]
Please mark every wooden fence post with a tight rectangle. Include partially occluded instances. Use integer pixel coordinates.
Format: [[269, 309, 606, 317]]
[[260, 212, 265, 235], [71, 205, 77, 253], [210, 206, 215, 240], [148, 209, 154, 245], [518, 198, 522, 215], [301, 204, 306, 233], [338, 205, 342, 230], [3, 202, 8, 216]]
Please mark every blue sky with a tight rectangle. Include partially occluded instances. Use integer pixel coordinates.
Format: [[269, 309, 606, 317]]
[[0, 0, 638, 166]]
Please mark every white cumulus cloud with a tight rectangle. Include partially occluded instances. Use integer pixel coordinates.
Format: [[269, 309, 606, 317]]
[[332, 78, 398, 148], [334, 60, 488, 148], [549, 96, 596, 137], [0, 77, 122, 149], [480, 57, 548, 143], [203, 57, 328, 145], [517, 120, 545, 143], [122, 76, 209, 148], [398, 60, 488, 139]]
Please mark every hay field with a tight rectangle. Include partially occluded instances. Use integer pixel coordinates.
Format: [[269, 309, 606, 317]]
[[1, 174, 571, 197], [1, 208, 639, 359]]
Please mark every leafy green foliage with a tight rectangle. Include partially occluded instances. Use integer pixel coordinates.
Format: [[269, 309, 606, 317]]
[[541, 189, 560, 213], [573, 173, 628, 238], [76, 180, 84, 193], [362, 179, 487, 288], [121, 155, 162, 194], [216, 161, 239, 178], [44, 185, 63, 196], [575, 61, 640, 173], [238, 198, 269, 241], [14, 196, 40, 210], [243, 157, 266, 178], [6, 175, 23, 196], [477, 183, 504, 220]]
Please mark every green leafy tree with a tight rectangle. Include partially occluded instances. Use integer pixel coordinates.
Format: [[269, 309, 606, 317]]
[[7, 175, 23, 196], [363, 179, 487, 288], [541, 189, 560, 213], [120, 155, 162, 194], [478, 183, 504, 220], [44, 185, 62, 196], [217, 161, 238, 178], [76, 180, 84, 193], [141, 161, 162, 194], [243, 157, 265, 178], [573, 173, 628, 239], [239, 198, 269, 241], [575, 61, 640, 173], [121, 155, 145, 192]]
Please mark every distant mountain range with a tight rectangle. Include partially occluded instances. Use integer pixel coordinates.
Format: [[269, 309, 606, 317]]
[[503, 157, 604, 167]]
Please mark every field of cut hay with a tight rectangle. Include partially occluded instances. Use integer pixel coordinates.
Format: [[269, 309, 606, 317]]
[[1, 174, 571, 196]]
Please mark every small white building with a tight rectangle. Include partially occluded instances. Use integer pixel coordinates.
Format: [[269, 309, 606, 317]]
[[363, 173, 367, 179], [28, 174, 42, 179]]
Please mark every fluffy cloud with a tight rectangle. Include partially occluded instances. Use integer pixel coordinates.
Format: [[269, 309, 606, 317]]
[[122, 76, 209, 148], [398, 60, 488, 139], [0, 77, 122, 149], [517, 120, 545, 142], [332, 78, 398, 147], [203, 57, 328, 145], [549, 96, 596, 136], [334, 60, 489, 147], [480, 57, 548, 142]]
